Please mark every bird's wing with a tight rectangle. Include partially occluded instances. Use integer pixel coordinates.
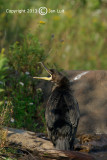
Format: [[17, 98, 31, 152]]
[[63, 91, 80, 127], [45, 89, 62, 128], [47, 89, 61, 109]]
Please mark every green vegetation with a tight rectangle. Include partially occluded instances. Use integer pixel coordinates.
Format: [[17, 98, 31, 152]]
[[0, 0, 107, 70], [0, 0, 107, 131], [3, 34, 46, 132], [0, 52, 8, 104], [0, 53, 8, 156], [0, 0, 107, 159]]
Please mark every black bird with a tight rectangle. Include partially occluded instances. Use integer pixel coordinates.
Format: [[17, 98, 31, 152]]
[[34, 63, 80, 150]]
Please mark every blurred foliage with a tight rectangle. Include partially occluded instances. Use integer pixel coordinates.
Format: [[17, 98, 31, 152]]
[[8, 34, 45, 75], [0, 51, 8, 105], [37, 0, 107, 70], [5, 34, 46, 132], [0, 0, 107, 136], [0, 0, 33, 49], [0, 0, 107, 70], [0, 53, 8, 151], [0, 35, 46, 139]]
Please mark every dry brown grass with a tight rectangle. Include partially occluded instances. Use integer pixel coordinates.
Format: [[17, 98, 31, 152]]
[[0, 107, 8, 149]]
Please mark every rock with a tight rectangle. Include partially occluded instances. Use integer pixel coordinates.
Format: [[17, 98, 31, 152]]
[[37, 70, 107, 134], [75, 134, 107, 152], [6, 127, 96, 160]]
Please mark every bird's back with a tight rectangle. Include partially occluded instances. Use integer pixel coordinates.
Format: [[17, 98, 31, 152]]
[[45, 86, 80, 150]]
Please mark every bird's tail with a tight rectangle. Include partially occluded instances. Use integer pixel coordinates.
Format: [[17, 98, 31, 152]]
[[55, 137, 74, 150]]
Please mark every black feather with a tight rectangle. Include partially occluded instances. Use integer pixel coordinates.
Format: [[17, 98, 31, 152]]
[[45, 69, 80, 150]]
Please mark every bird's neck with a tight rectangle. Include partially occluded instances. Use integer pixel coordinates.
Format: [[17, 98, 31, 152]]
[[52, 80, 70, 92]]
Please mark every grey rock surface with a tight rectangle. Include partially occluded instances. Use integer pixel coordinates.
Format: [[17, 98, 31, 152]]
[[6, 127, 96, 160], [38, 70, 107, 134]]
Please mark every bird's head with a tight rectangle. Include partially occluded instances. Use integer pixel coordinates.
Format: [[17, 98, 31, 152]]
[[33, 62, 69, 86]]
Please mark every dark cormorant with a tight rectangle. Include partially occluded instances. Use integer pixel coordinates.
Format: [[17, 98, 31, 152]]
[[33, 63, 80, 150]]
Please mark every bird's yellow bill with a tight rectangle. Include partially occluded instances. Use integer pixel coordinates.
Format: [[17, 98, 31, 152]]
[[33, 76, 52, 81], [39, 62, 52, 76], [33, 62, 52, 81]]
